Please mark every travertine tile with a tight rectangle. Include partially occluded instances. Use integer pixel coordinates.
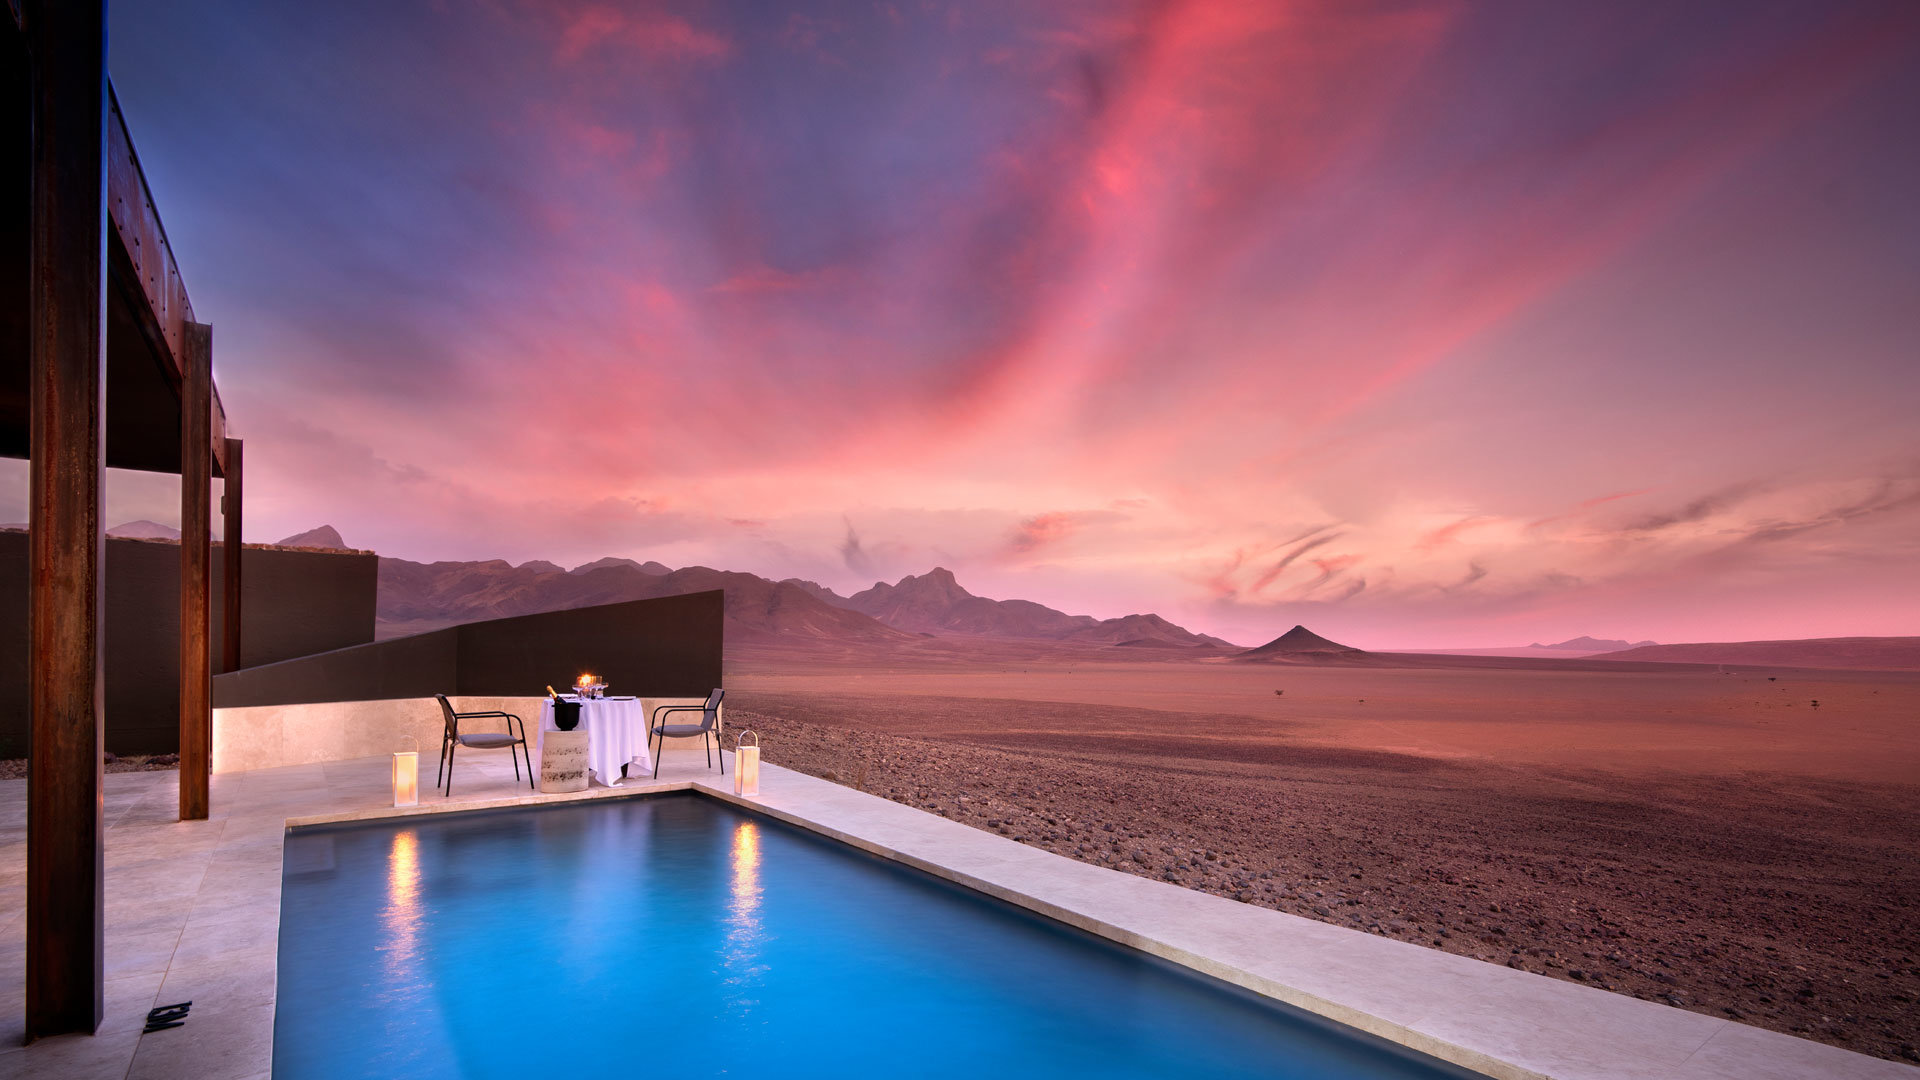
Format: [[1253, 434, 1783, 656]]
[[0, 970, 161, 1050], [126, 1001, 276, 1080], [96, 927, 183, 981], [167, 912, 278, 969], [99, 971, 168, 1035], [0, 1027, 144, 1079], [1680, 1020, 1920, 1080], [155, 955, 278, 1016], [105, 894, 200, 939]]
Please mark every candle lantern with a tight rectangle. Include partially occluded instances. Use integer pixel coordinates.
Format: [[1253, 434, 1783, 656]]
[[392, 750, 419, 807], [733, 730, 760, 797]]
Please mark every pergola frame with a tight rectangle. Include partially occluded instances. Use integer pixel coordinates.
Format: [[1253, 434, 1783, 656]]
[[4, 0, 246, 1039]]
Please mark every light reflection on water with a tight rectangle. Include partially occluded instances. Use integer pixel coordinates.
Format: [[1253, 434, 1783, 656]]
[[381, 828, 424, 996], [722, 819, 767, 1014]]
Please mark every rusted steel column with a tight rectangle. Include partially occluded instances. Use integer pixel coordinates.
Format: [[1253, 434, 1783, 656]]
[[24, 0, 109, 1041], [179, 323, 213, 820], [220, 437, 243, 673]]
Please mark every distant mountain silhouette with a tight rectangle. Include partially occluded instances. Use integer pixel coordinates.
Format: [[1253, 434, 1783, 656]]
[[380, 558, 1232, 651], [518, 559, 564, 574], [379, 557, 913, 646], [847, 568, 1091, 636], [1235, 625, 1371, 664], [108, 520, 179, 540], [1061, 612, 1234, 648], [1530, 635, 1656, 651], [570, 556, 671, 576], [1599, 637, 1920, 671], [842, 567, 1232, 647], [779, 577, 856, 608], [275, 524, 348, 549]]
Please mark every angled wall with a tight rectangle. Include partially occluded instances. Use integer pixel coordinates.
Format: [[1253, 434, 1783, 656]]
[[208, 626, 458, 709], [211, 589, 725, 709]]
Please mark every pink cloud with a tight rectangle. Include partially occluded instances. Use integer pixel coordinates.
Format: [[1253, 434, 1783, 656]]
[[709, 263, 846, 296], [554, 4, 730, 64], [1416, 517, 1493, 553], [1526, 490, 1649, 531], [1006, 512, 1079, 554]]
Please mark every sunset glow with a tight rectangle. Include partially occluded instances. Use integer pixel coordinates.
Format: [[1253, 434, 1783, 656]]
[[23, 0, 1916, 647]]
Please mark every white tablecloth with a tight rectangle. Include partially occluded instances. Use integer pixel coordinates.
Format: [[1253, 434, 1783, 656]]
[[537, 696, 652, 786]]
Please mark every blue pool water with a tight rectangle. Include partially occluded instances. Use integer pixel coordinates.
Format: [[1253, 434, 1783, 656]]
[[276, 796, 1482, 1079]]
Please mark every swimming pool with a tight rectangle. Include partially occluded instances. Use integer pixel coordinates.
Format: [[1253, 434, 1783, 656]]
[[276, 795, 1484, 1079]]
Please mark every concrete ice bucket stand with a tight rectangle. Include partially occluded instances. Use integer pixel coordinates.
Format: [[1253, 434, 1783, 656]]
[[539, 728, 590, 793]]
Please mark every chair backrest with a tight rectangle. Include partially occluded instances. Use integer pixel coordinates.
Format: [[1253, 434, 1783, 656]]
[[701, 687, 724, 730], [435, 694, 458, 735]]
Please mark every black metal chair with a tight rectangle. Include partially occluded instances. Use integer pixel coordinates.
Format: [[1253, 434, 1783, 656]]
[[435, 694, 533, 796], [650, 688, 725, 778]]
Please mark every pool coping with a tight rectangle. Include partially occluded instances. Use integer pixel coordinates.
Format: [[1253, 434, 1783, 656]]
[[5, 756, 1915, 1080]]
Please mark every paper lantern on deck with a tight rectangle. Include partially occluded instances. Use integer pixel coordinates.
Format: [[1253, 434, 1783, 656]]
[[392, 750, 419, 807], [733, 731, 760, 797]]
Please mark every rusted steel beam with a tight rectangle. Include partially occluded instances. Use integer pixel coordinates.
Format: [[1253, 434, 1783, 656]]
[[221, 437, 244, 673], [179, 322, 213, 820], [101, 85, 232, 478], [24, 0, 107, 1041], [211, 385, 228, 476], [104, 88, 191, 378]]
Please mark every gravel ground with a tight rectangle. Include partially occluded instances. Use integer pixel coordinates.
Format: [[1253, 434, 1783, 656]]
[[0, 754, 178, 780], [724, 708, 1920, 1065]]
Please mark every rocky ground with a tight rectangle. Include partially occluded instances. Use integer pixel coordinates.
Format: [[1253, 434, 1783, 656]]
[[0, 754, 178, 781], [725, 706, 1920, 1065]]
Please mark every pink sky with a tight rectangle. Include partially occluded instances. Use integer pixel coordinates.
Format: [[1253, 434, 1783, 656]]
[[7, 0, 1918, 649]]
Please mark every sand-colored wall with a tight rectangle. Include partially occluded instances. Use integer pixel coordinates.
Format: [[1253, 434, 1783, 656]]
[[212, 695, 721, 774]]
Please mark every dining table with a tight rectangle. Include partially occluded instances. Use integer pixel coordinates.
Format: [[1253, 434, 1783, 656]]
[[537, 695, 653, 786]]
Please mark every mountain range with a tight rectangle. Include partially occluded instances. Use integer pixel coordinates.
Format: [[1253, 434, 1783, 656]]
[[821, 567, 1235, 647], [106, 519, 181, 540], [262, 525, 1919, 671], [1531, 636, 1658, 651], [378, 558, 915, 646], [375, 553, 1238, 651], [87, 521, 356, 549], [1599, 637, 1920, 671]]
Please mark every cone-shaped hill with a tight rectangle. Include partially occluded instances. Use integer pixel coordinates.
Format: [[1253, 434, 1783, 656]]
[[1234, 625, 1371, 664]]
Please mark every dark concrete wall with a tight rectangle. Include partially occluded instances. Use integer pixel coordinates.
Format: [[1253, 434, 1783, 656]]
[[217, 541, 379, 671], [0, 531, 379, 756], [210, 627, 458, 709], [454, 589, 723, 698], [212, 590, 725, 709]]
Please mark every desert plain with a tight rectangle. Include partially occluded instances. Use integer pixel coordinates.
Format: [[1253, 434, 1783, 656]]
[[727, 648, 1920, 1064]]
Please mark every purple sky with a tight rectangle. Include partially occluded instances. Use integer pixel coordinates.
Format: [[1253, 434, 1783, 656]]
[[7, 0, 1918, 648]]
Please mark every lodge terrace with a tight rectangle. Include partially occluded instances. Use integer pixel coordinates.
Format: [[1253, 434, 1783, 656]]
[[4, 5, 1918, 1080]]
